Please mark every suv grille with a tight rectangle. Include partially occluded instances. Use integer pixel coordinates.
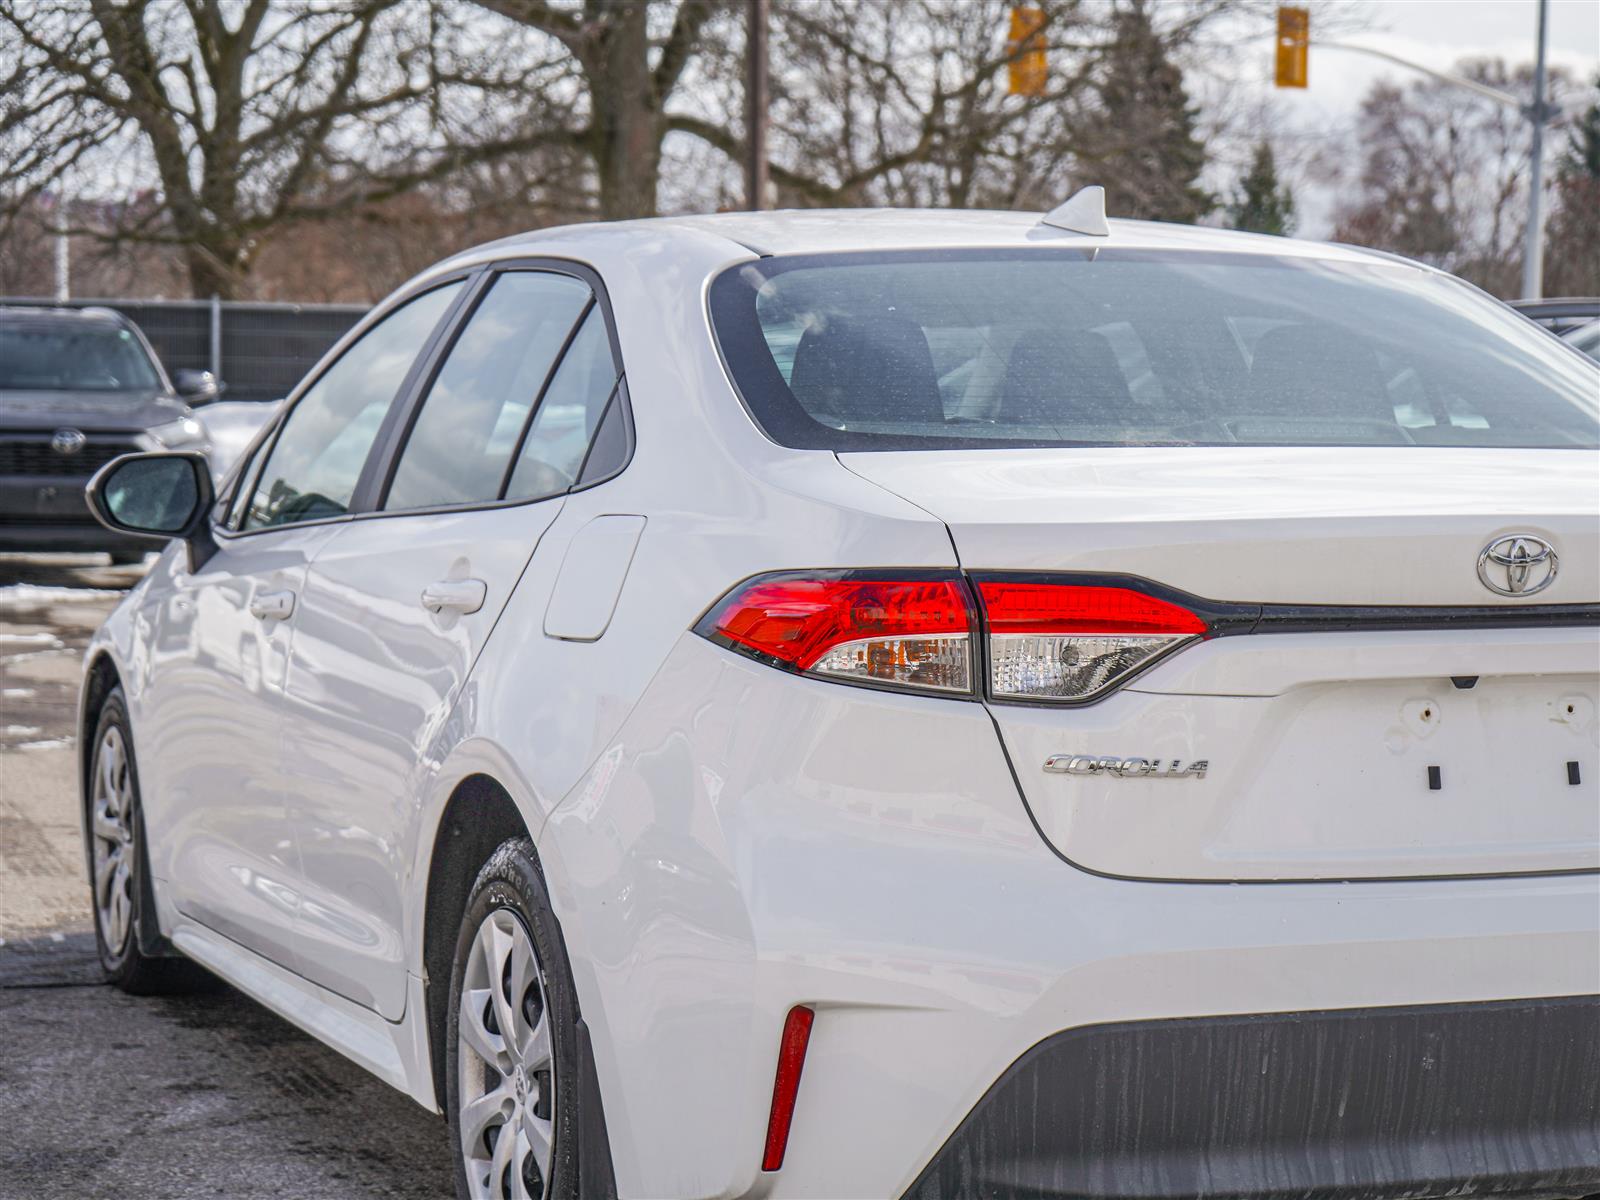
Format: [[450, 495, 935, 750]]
[[0, 433, 141, 477]]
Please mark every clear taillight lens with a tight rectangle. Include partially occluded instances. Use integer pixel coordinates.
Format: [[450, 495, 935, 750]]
[[978, 580, 1206, 702], [697, 574, 973, 694]]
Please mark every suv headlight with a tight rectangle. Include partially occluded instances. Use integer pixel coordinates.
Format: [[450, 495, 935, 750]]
[[146, 416, 207, 450]]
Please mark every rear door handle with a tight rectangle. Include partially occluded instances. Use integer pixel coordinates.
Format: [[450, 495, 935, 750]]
[[421, 578, 487, 616], [249, 590, 296, 621]]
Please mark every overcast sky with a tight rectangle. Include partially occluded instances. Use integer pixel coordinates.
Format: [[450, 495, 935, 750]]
[[1221, 0, 1600, 234]]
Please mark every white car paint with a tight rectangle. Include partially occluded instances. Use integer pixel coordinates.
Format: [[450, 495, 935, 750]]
[[81, 209, 1600, 1198]]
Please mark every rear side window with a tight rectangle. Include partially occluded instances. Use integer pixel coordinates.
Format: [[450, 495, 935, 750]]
[[504, 309, 620, 500], [708, 250, 1600, 451], [384, 271, 592, 511], [241, 282, 462, 530]]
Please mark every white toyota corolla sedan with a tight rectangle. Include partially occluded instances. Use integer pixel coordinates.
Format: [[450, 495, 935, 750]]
[[80, 199, 1600, 1200]]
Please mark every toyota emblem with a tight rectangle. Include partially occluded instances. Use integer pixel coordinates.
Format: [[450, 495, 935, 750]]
[[50, 428, 87, 456], [1477, 535, 1558, 597]]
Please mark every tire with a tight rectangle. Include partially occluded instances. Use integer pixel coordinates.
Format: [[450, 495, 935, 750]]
[[107, 550, 148, 566], [447, 838, 580, 1200], [85, 688, 211, 994]]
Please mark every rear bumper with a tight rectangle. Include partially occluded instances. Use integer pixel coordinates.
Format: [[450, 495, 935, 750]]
[[535, 636, 1600, 1200], [906, 997, 1600, 1200]]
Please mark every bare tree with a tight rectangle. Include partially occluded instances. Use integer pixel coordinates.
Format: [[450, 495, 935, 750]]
[[470, 0, 725, 220], [0, 0, 571, 298], [1545, 76, 1600, 298], [1331, 59, 1582, 297]]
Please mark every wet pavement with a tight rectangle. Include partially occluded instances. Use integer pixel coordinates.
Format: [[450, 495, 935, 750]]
[[0, 554, 453, 1199]]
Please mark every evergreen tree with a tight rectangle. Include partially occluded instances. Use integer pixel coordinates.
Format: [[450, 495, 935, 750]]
[[1559, 78, 1600, 180], [1090, 2, 1213, 224], [1545, 74, 1600, 297], [1227, 140, 1296, 236]]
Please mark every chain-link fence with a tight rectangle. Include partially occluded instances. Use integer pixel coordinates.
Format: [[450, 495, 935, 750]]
[[1, 297, 368, 402]]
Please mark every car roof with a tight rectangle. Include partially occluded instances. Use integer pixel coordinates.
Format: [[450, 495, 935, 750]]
[[0, 303, 131, 328], [464, 207, 1395, 266]]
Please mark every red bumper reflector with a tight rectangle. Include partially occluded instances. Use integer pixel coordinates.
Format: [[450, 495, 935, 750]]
[[761, 1005, 816, 1171]]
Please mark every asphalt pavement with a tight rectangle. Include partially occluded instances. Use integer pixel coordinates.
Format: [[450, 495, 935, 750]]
[[0, 555, 454, 1200]]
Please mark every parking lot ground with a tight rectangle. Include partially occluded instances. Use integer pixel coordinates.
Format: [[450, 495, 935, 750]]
[[0, 556, 453, 1200]]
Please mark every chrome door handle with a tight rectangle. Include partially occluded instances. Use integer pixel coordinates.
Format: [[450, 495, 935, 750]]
[[248, 590, 296, 621], [421, 578, 487, 616]]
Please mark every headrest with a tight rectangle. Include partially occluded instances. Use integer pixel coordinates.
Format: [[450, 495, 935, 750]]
[[1245, 324, 1393, 423], [1001, 329, 1132, 426], [789, 313, 944, 427]]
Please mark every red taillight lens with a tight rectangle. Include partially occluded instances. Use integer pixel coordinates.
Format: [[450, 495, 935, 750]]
[[978, 582, 1207, 635], [697, 573, 1211, 703], [700, 574, 972, 694], [978, 579, 1207, 702]]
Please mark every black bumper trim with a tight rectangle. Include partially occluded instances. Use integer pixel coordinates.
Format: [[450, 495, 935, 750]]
[[903, 997, 1600, 1200]]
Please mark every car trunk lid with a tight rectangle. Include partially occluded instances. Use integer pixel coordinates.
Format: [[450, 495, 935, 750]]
[[841, 446, 1600, 880]]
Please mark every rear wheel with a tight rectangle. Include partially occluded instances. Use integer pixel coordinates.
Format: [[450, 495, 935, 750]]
[[87, 689, 210, 994], [447, 838, 579, 1200]]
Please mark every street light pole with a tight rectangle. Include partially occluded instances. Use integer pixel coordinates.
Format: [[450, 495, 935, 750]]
[[744, 0, 770, 211], [1520, 0, 1550, 300]]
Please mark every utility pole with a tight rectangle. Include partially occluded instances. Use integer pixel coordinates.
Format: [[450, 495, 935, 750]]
[[1520, 0, 1550, 300], [744, 0, 770, 211]]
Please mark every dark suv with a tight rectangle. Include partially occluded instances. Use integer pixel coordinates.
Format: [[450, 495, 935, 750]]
[[1, 305, 217, 563]]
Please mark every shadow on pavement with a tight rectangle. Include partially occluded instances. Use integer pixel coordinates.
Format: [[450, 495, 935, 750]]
[[0, 931, 454, 1200]]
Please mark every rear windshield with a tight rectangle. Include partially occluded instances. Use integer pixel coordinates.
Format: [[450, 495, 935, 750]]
[[708, 249, 1600, 450], [0, 323, 161, 392]]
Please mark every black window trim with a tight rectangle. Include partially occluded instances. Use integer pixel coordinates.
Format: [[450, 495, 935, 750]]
[[214, 268, 480, 541], [490, 297, 597, 504], [212, 253, 634, 541], [360, 257, 631, 520]]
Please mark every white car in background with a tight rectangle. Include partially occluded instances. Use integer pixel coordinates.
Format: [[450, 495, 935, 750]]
[[193, 396, 284, 482], [80, 199, 1599, 1200], [1566, 318, 1600, 361]]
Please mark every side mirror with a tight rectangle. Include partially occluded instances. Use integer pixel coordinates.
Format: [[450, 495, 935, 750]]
[[173, 368, 222, 405], [86, 452, 216, 569]]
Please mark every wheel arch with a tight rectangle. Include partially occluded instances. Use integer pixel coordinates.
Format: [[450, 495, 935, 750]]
[[78, 651, 123, 821], [421, 772, 532, 1109], [419, 772, 619, 1196]]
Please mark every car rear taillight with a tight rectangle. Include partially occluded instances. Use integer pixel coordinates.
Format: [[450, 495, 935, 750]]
[[978, 579, 1206, 702], [696, 572, 973, 694], [696, 572, 1212, 703]]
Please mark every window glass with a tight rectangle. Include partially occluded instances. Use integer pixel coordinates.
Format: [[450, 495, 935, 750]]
[[577, 386, 629, 485], [708, 251, 1600, 450], [225, 437, 267, 527], [506, 309, 619, 500], [385, 272, 592, 511], [0, 322, 160, 391], [241, 283, 460, 530]]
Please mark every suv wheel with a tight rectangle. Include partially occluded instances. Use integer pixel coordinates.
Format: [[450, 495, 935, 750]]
[[447, 838, 580, 1200]]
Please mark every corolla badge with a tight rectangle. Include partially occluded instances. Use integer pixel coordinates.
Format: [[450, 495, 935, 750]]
[[51, 427, 87, 456], [1477, 535, 1558, 597], [1044, 755, 1208, 779]]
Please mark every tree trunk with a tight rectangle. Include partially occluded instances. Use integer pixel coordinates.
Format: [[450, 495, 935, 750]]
[[584, 0, 663, 221], [185, 236, 246, 301]]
